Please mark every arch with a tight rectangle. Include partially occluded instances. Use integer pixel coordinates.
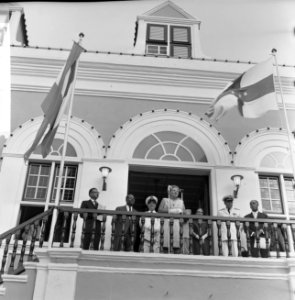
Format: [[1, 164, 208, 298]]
[[234, 127, 294, 171], [107, 109, 231, 165], [3, 116, 105, 159]]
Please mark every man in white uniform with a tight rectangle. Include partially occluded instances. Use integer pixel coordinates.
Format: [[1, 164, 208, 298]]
[[217, 195, 241, 257]]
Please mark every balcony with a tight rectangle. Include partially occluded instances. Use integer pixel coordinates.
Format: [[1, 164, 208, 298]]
[[0, 207, 294, 300]]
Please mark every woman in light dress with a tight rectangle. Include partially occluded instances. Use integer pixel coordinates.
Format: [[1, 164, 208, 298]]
[[158, 185, 185, 253]]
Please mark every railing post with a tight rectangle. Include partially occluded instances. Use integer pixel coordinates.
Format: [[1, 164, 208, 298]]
[[100, 215, 107, 251], [89, 213, 97, 250], [207, 220, 213, 256], [169, 218, 174, 254], [160, 217, 164, 253], [48, 206, 59, 247], [216, 220, 222, 256], [179, 218, 183, 254], [235, 221, 241, 257], [226, 220, 232, 256], [188, 218, 193, 255], [70, 213, 78, 248], [150, 217, 155, 253], [139, 217, 145, 252], [8, 231, 20, 274]]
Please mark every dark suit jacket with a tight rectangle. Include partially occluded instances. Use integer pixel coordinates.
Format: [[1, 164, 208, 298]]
[[113, 205, 138, 251], [80, 199, 102, 250], [244, 212, 268, 236]]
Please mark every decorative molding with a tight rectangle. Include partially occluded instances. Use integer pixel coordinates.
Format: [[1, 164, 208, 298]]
[[4, 116, 106, 159], [108, 109, 231, 165]]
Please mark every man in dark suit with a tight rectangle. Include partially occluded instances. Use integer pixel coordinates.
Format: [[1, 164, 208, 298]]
[[80, 188, 105, 250], [244, 199, 269, 257], [113, 194, 138, 251]]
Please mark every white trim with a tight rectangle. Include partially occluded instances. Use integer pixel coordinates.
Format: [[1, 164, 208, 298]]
[[3, 116, 105, 160], [234, 128, 295, 170], [108, 109, 231, 165]]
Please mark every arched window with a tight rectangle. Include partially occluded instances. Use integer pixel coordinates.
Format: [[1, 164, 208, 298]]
[[133, 131, 207, 162], [33, 138, 77, 157]]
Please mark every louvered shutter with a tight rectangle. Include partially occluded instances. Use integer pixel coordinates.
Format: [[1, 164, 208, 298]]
[[171, 27, 190, 43], [147, 24, 167, 42], [171, 45, 190, 58]]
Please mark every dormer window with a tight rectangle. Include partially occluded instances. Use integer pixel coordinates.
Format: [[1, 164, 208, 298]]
[[146, 23, 191, 58]]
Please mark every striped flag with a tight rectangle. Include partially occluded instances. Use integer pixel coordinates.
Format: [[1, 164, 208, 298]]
[[24, 41, 84, 160], [205, 58, 278, 122]]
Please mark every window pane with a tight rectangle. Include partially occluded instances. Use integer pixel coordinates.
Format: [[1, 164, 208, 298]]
[[272, 201, 283, 212], [163, 142, 177, 154], [262, 200, 271, 211], [147, 145, 165, 159], [23, 163, 50, 201], [259, 175, 283, 214], [39, 176, 49, 187], [260, 188, 270, 199], [52, 165, 78, 203], [259, 178, 268, 188], [67, 167, 77, 177], [30, 165, 40, 175], [284, 178, 293, 189], [40, 165, 51, 175], [286, 190, 295, 202], [269, 178, 279, 188], [28, 176, 38, 186], [25, 187, 36, 199], [270, 189, 280, 200]]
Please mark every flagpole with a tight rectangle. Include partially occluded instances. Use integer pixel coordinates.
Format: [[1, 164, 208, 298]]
[[48, 33, 84, 247], [272, 48, 295, 254]]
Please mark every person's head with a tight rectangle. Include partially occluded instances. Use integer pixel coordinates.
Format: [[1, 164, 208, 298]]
[[250, 200, 259, 212], [126, 194, 135, 207], [168, 185, 180, 200], [145, 195, 158, 211], [89, 188, 99, 200], [196, 208, 204, 216], [223, 195, 234, 210]]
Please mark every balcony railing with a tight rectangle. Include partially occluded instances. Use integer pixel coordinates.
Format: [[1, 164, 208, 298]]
[[0, 206, 294, 283]]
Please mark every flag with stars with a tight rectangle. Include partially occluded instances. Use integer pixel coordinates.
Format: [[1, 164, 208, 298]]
[[205, 58, 278, 122]]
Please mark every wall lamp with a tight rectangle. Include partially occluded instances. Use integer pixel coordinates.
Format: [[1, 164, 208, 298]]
[[231, 174, 243, 198], [99, 166, 112, 191]]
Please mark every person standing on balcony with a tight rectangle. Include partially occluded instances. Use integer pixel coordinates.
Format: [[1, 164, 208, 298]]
[[80, 188, 105, 250], [217, 195, 241, 257], [158, 185, 185, 254], [244, 199, 270, 258], [140, 195, 160, 253], [192, 208, 209, 255], [113, 194, 138, 251]]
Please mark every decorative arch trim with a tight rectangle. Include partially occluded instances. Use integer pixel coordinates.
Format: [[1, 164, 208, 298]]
[[234, 127, 294, 170], [107, 109, 231, 165], [4, 116, 105, 159]]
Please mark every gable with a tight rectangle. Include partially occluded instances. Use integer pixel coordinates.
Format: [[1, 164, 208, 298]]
[[144, 1, 195, 20]]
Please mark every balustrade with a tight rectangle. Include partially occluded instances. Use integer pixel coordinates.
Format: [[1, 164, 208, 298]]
[[0, 206, 295, 281]]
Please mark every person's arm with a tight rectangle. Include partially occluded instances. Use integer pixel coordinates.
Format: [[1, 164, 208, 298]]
[[79, 201, 86, 218], [158, 198, 168, 213]]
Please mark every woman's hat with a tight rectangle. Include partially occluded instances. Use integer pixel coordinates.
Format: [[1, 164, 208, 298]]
[[145, 195, 158, 205]]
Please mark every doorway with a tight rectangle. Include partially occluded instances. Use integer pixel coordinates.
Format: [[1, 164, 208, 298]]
[[128, 168, 210, 215]]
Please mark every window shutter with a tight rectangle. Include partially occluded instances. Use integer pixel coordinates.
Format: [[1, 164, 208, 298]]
[[172, 27, 189, 43], [172, 45, 190, 58], [148, 24, 167, 42]]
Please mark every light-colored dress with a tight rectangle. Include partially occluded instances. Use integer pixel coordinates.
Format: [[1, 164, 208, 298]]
[[160, 197, 185, 249]]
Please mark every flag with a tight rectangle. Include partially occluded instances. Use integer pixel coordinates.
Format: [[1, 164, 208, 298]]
[[24, 41, 85, 160], [205, 58, 278, 122]]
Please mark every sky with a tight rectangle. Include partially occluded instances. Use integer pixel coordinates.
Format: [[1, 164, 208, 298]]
[[17, 0, 295, 65]]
